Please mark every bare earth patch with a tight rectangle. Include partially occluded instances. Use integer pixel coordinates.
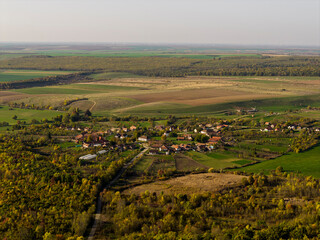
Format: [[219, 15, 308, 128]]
[[124, 173, 246, 195], [0, 91, 28, 103]]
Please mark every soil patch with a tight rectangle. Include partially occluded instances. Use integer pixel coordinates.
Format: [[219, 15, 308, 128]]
[[124, 173, 246, 195]]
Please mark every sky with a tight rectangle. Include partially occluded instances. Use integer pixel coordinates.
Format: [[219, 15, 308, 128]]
[[1, 0, 319, 46]]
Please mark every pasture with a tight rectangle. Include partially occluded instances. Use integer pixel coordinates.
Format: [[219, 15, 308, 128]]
[[0, 69, 73, 82], [0, 105, 62, 124], [185, 151, 245, 169], [238, 145, 320, 178]]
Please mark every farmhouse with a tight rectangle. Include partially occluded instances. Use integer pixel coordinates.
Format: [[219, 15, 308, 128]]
[[208, 136, 221, 143], [171, 145, 181, 152], [130, 125, 137, 131]]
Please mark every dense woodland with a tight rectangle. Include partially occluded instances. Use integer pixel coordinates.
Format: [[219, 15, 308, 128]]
[[100, 172, 320, 239], [0, 72, 93, 90], [0, 56, 319, 78], [0, 132, 139, 239]]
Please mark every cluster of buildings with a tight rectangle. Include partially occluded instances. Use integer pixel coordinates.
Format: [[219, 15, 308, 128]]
[[73, 123, 226, 159]]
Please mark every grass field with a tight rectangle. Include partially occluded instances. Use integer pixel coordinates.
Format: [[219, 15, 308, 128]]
[[0, 105, 62, 124], [238, 145, 320, 178], [186, 151, 245, 169], [4, 49, 262, 59], [0, 69, 73, 82]]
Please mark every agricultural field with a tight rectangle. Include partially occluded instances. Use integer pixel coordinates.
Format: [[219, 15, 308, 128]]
[[0, 69, 73, 82], [132, 155, 175, 175], [0, 75, 319, 119], [174, 153, 207, 171]]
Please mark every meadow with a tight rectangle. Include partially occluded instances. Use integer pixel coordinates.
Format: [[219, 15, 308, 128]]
[[0, 69, 73, 82], [185, 151, 246, 169], [238, 145, 320, 178], [0, 105, 62, 124]]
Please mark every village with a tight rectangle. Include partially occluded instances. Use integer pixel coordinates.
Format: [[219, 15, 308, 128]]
[[69, 117, 320, 161]]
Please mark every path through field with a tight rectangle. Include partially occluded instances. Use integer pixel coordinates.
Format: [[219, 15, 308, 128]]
[[89, 100, 96, 111]]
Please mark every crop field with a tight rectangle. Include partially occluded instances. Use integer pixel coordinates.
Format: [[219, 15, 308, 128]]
[[124, 173, 246, 195], [174, 153, 207, 171], [1, 75, 320, 116], [132, 155, 175, 174], [238, 145, 320, 178], [0, 69, 73, 82]]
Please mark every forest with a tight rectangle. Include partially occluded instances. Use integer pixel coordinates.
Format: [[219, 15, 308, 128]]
[[0, 56, 319, 78], [98, 172, 320, 239]]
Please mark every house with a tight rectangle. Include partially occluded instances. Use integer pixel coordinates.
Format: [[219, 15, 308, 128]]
[[155, 125, 164, 131], [75, 134, 84, 143], [130, 125, 137, 131], [111, 127, 120, 132], [216, 124, 228, 130], [138, 136, 148, 142], [208, 136, 221, 143], [196, 143, 208, 152], [159, 145, 169, 152], [261, 126, 273, 132], [184, 134, 193, 140], [148, 149, 158, 155], [200, 129, 214, 137], [82, 142, 90, 148], [171, 145, 181, 152], [163, 131, 170, 137], [120, 134, 127, 139], [177, 136, 185, 141]]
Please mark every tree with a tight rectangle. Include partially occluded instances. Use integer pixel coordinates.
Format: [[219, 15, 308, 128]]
[[84, 109, 92, 117]]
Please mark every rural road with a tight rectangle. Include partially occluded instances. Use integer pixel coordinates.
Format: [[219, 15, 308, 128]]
[[89, 101, 97, 112], [87, 148, 148, 240]]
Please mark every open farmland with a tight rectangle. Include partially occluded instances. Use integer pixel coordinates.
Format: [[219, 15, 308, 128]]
[[124, 173, 246, 195], [0, 69, 73, 82], [1, 75, 320, 117]]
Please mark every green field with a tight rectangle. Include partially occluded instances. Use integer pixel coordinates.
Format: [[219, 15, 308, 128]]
[[90, 72, 145, 79], [12, 50, 262, 59], [185, 151, 243, 169], [0, 105, 62, 124], [238, 145, 320, 178], [0, 70, 73, 82], [13, 87, 97, 95]]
